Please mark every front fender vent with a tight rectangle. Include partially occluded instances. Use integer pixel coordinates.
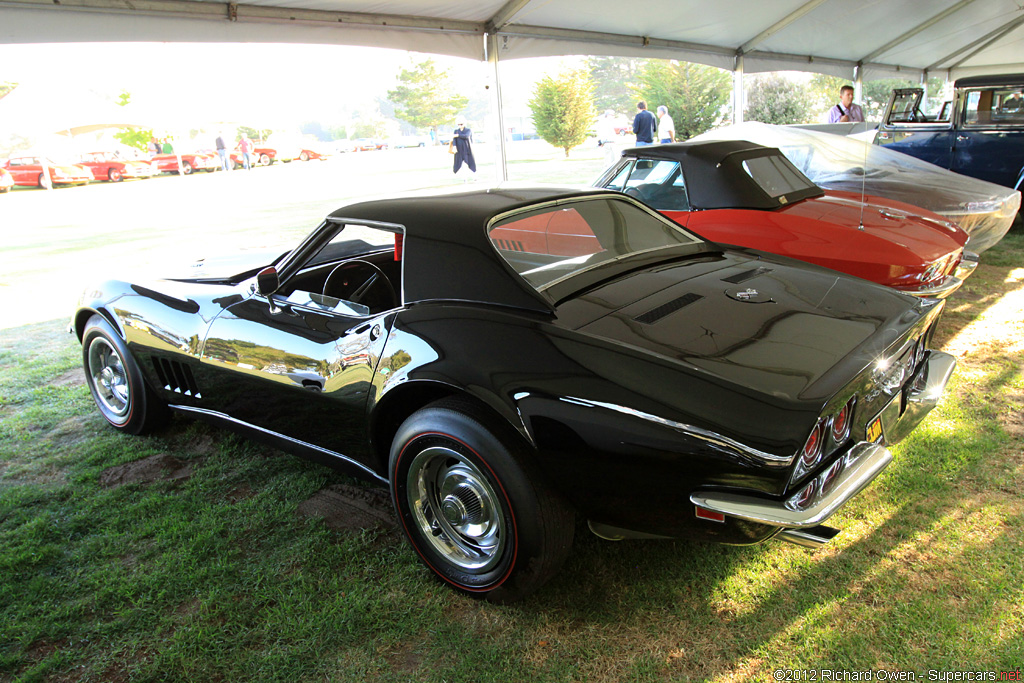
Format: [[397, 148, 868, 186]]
[[153, 358, 201, 398], [722, 266, 772, 284], [634, 293, 703, 325]]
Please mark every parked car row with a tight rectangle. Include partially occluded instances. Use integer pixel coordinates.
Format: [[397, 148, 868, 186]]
[[0, 142, 316, 189]]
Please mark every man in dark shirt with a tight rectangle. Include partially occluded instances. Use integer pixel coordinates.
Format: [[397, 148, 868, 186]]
[[633, 101, 657, 146]]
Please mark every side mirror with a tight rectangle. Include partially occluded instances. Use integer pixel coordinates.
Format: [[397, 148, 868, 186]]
[[256, 266, 280, 296]]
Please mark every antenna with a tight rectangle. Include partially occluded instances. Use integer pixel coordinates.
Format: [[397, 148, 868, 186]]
[[858, 123, 868, 231]]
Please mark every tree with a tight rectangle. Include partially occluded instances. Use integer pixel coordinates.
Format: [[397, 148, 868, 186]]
[[744, 74, 812, 124], [528, 69, 596, 157], [387, 59, 468, 143], [112, 90, 154, 152], [238, 126, 274, 143], [587, 56, 645, 116], [634, 61, 731, 140]]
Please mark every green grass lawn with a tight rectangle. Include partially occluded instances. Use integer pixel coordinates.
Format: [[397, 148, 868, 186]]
[[1, 224, 1022, 680]]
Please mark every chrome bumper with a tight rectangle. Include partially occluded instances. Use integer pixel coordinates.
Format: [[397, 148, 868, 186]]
[[691, 442, 892, 528], [690, 350, 956, 530], [897, 251, 979, 299], [878, 350, 956, 445]]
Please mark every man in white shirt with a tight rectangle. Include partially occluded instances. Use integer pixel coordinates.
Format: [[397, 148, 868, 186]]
[[827, 85, 865, 123], [657, 105, 676, 143]]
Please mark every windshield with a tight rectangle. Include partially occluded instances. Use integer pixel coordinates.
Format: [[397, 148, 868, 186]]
[[488, 196, 701, 292]]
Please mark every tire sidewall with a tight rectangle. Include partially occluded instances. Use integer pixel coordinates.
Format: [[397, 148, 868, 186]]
[[390, 406, 546, 596], [82, 315, 151, 435]]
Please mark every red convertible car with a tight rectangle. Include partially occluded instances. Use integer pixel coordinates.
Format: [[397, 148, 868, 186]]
[[79, 151, 157, 182], [593, 141, 976, 298], [2, 156, 92, 188], [152, 152, 217, 175]]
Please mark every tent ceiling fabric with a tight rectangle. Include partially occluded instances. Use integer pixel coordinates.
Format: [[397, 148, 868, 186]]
[[1, 0, 1022, 79]]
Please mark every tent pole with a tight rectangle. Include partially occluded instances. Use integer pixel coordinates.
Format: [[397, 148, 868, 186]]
[[854, 64, 863, 104], [487, 32, 509, 183], [733, 54, 744, 125]]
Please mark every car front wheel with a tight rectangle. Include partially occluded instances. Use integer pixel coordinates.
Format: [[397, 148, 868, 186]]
[[259, 153, 271, 166], [180, 161, 193, 175], [109, 168, 123, 182], [82, 315, 168, 435], [389, 399, 574, 603]]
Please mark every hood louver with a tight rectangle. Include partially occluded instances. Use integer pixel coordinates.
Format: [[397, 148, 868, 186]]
[[722, 266, 772, 284], [634, 293, 704, 325]]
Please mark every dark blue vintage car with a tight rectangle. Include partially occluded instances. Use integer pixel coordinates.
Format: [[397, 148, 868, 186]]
[[74, 187, 955, 602], [874, 73, 1024, 191]]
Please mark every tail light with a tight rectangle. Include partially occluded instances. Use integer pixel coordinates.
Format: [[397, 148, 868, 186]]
[[801, 421, 824, 468], [832, 397, 854, 443]]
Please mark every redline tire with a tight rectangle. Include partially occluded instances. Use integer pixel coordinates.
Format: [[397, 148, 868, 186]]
[[82, 315, 168, 435], [389, 399, 574, 603]]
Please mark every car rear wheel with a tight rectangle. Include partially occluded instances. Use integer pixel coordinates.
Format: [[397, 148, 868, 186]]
[[108, 169, 123, 182], [180, 161, 193, 175], [259, 153, 271, 166], [389, 399, 574, 603], [82, 315, 168, 435], [299, 152, 310, 162], [38, 173, 52, 189]]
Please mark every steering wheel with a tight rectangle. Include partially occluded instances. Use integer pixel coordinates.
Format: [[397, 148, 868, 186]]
[[322, 259, 397, 310]]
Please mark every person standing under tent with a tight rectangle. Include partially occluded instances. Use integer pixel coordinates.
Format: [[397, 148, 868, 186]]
[[449, 118, 476, 179]]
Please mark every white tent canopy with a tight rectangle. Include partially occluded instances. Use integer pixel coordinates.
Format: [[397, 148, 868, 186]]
[[2, 0, 1023, 81]]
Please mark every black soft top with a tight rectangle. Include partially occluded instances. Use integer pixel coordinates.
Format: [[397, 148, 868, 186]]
[[330, 186, 619, 313], [954, 73, 1024, 88], [615, 140, 824, 210]]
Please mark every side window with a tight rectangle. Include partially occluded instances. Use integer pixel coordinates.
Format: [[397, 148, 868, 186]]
[[623, 160, 690, 211], [961, 88, 1010, 127], [603, 161, 634, 191], [995, 89, 1024, 123]]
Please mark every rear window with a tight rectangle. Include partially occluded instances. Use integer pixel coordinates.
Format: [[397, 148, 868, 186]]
[[488, 196, 701, 292], [741, 155, 817, 201]]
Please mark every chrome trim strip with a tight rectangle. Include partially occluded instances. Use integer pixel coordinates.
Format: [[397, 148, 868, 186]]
[[168, 404, 387, 484], [690, 441, 892, 528], [561, 395, 793, 466]]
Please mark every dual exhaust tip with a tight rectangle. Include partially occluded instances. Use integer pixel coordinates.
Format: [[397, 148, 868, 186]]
[[589, 521, 841, 548], [776, 525, 840, 548]]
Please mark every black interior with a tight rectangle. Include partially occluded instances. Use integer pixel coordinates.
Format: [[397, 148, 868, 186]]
[[280, 247, 401, 315]]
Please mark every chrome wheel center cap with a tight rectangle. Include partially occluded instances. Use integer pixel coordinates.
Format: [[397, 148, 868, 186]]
[[100, 367, 115, 387], [441, 495, 468, 525]]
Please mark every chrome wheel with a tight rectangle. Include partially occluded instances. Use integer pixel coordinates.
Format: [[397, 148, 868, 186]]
[[87, 336, 131, 423], [406, 445, 505, 573]]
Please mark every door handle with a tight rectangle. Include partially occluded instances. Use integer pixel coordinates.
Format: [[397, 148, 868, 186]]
[[956, 135, 969, 142]]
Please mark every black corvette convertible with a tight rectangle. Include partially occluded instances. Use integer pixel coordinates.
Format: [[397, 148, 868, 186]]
[[74, 187, 955, 602]]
